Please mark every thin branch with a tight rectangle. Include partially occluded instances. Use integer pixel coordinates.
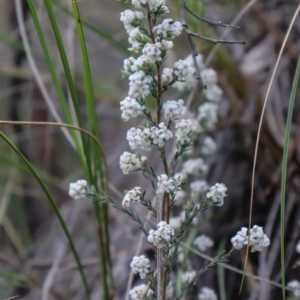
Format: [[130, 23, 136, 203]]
[[186, 28, 245, 45], [185, 4, 240, 28], [179, 0, 204, 87]]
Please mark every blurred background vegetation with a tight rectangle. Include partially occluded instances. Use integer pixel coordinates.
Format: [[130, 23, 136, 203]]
[[0, 0, 300, 299]]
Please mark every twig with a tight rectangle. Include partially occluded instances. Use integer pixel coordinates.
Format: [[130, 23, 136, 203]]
[[179, 0, 204, 87], [186, 28, 245, 45], [205, 0, 258, 66], [185, 4, 240, 28]]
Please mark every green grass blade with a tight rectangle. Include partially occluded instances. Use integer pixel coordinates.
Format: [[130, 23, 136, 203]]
[[70, 2, 113, 298], [26, 0, 88, 177], [280, 54, 300, 300], [217, 239, 227, 300], [0, 131, 91, 300]]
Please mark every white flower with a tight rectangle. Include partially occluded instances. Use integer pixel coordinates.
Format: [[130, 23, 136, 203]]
[[182, 158, 208, 176], [163, 99, 185, 121], [132, 0, 169, 14], [127, 127, 151, 150], [142, 42, 162, 64], [161, 67, 174, 85], [129, 284, 153, 300], [120, 152, 146, 174], [198, 287, 218, 300], [153, 19, 182, 39], [120, 97, 144, 121], [173, 59, 195, 81], [128, 28, 149, 52], [156, 174, 181, 194], [231, 226, 270, 252], [173, 54, 204, 91], [148, 221, 174, 248], [193, 235, 214, 252], [123, 57, 136, 74], [128, 70, 153, 99], [150, 122, 173, 147], [69, 180, 88, 200], [130, 255, 150, 279], [122, 187, 142, 208], [201, 68, 217, 86], [206, 183, 227, 206], [204, 84, 223, 103], [287, 280, 300, 297], [182, 270, 196, 284], [120, 10, 144, 32], [296, 240, 300, 254], [175, 119, 199, 144], [201, 136, 217, 155], [231, 227, 248, 250], [197, 103, 218, 132], [190, 180, 209, 196], [249, 225, 270, 252]]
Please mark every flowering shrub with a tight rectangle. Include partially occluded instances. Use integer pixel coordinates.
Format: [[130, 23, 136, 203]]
[[68, 0, 271, 298]]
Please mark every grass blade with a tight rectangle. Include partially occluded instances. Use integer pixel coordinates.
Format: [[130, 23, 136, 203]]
[[0, 131, 91, 300], [280, 54, 300, 300]]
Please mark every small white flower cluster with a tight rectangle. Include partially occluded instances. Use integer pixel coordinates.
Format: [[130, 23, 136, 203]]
[[127, 127, 151, 150], [142, 42, 163, 63], [173, 54, 204, 92], [206, 183, 227, 206], [201, 68, 223, 103], [190, 180, 209, 197], [175, 119, 199, 144], [123, 56, 147, 74], [128, 70, 153, 99], [161, 67, 174, 85], [182, 270, 196, 284], [120, 152, 147, 174], [69, 180, 88, 200], [201, 136, 217, 155], [163, 99, 184, 121], [193, 234, 214, 252], [122, 187, 142, 208], [182, 158, 208, 176], [156, 174, 181, 194], [120, 10, 144, 33], [130, 255, 150, 279], [132, 0, 169, 14], [174, 59, 195, 81], [287, 280, 300, 297], [198, 287, 218, 300], [128, 28, 149, 52], [127, 123, 173, 150], [129, 284, 153, 300], [120, 97, 145, 121], [153, 18, 182, 39], [231, 225, 270, 252], [198, 103, 218, 132], [148, 221, 174, 248], [150, 122, 173, 147]]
